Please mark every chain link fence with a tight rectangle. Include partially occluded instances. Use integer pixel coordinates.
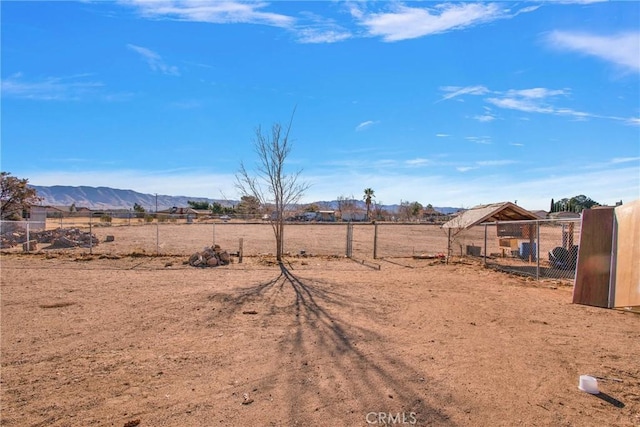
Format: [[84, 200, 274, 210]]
[[477, 219, 581, 280], [1, 215, 581, 281]]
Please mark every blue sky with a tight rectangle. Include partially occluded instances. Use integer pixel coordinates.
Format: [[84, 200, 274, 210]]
[[1, 0, 639, 210]]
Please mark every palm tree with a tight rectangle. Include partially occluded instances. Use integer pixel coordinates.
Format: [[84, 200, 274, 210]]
[[363, 188, 375, 220]]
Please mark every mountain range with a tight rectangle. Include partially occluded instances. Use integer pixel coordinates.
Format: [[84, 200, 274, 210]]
[[30, 185, 459, 214]]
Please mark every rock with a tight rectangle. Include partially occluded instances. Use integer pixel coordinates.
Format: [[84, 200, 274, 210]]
[[218, 251, 231, 263], [22, 240, 37, 252], [188, 253, 203, 266], [48, 236, 77, 249], [188, 245, 233, 267]]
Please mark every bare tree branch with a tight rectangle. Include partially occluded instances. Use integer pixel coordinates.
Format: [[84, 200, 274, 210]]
[[235, 109, 310, 261]]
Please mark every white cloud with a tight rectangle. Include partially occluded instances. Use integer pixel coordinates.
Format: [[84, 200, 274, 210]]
[[353, 3, 510, 42], [610, 157, 640, 164], [439, 85, 489, 101], [551, 0, 607, 4], [296, 28, 351, 44], [127, 44, 180, 76], [355, 120, 378, 131], [476, 160, 518, 166], [546, 31, 640, 73], [294, 11, 352, 43], [442, 84, 637, 125], [120, 0, 294, 28], [505, 88, 570, 99], [1, 73, 103, 101], [405, 158, 431, 166], [465, 136, 492, 145], [484, 87, 570, 114], [509, 142, 525, 147], [456, 166, 476, 172], [473, 114, 496, 122], [486, 96, 554, 114], [436, 133, 450, 137]]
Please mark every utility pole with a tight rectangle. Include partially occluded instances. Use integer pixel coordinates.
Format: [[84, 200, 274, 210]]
[[155, 193, 158, 213]]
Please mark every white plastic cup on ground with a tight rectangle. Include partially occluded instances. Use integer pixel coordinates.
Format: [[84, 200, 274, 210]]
[[578, 375, 600, 394]]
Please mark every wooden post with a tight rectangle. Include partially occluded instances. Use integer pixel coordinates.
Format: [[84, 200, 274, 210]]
[[238, 238, 243, 263], [528, 224, 535, 263], [568, 222, 574, 248], [536, 222, 540, 279], [89, 215, 93, 255], [373, 223, 378, 259], [483, 224, 487, 265]]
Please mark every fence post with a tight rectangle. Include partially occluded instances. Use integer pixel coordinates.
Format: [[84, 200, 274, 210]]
[[483, 223, 487, 265], [156, 221, 159, 255], [373, 223, 378, 259], [212, 222, 216, 246], [446, 228, 451, 264], [26, 221, 30, 253], [89, 214, 93, 255], [239, 238, 243, 263], [536, 221, 540, 280]]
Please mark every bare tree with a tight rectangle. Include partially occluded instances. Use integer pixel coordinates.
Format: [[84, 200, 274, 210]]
[[236, 112, 310, 262], [372, 200, 384, 221], [336, 194, 356, 219]]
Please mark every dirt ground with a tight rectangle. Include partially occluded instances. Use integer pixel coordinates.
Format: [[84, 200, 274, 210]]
[[1, 252, 639, 427]]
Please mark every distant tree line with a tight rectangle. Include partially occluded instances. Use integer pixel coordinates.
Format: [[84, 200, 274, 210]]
[[549, 195, 601, 213]]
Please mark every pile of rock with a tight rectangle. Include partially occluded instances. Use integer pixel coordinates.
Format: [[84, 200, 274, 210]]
[[188, 245, 232, 267], [38, 228, 99, 249], [1, 232, 23, 249], [0, 226, 99, 249]]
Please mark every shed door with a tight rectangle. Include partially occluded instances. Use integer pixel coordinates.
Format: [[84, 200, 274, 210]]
[[573, 207, 614, 307]]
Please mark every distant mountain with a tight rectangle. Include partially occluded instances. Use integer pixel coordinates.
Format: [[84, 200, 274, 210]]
[[30, 185, 461, 214], [30, 185, 229, 211]]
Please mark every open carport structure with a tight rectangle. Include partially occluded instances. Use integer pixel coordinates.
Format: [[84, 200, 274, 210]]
[[441, 201, 540, 260]]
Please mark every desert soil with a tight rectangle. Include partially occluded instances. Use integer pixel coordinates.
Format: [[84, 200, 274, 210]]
[[1, 252, 638, 427]]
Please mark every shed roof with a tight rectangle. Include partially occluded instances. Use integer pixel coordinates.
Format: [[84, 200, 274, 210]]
[[441, 202, 538, 229]]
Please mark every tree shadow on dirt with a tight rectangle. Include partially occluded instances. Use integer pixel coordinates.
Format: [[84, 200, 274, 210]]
[[208, 262, 459, 426]]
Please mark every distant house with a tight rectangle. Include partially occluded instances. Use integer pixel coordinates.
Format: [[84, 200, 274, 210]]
[[530, 210, 548, 219], [41, 206, 63, 216], [27, 206, 47, 229], [317, 210, 336, 222], [421, 207, 446, 222], [157, 207, 199, 215], [341, 212, 367, 222]]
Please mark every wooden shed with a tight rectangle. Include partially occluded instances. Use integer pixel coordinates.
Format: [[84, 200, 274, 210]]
[[573, 199, 640, 311]]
